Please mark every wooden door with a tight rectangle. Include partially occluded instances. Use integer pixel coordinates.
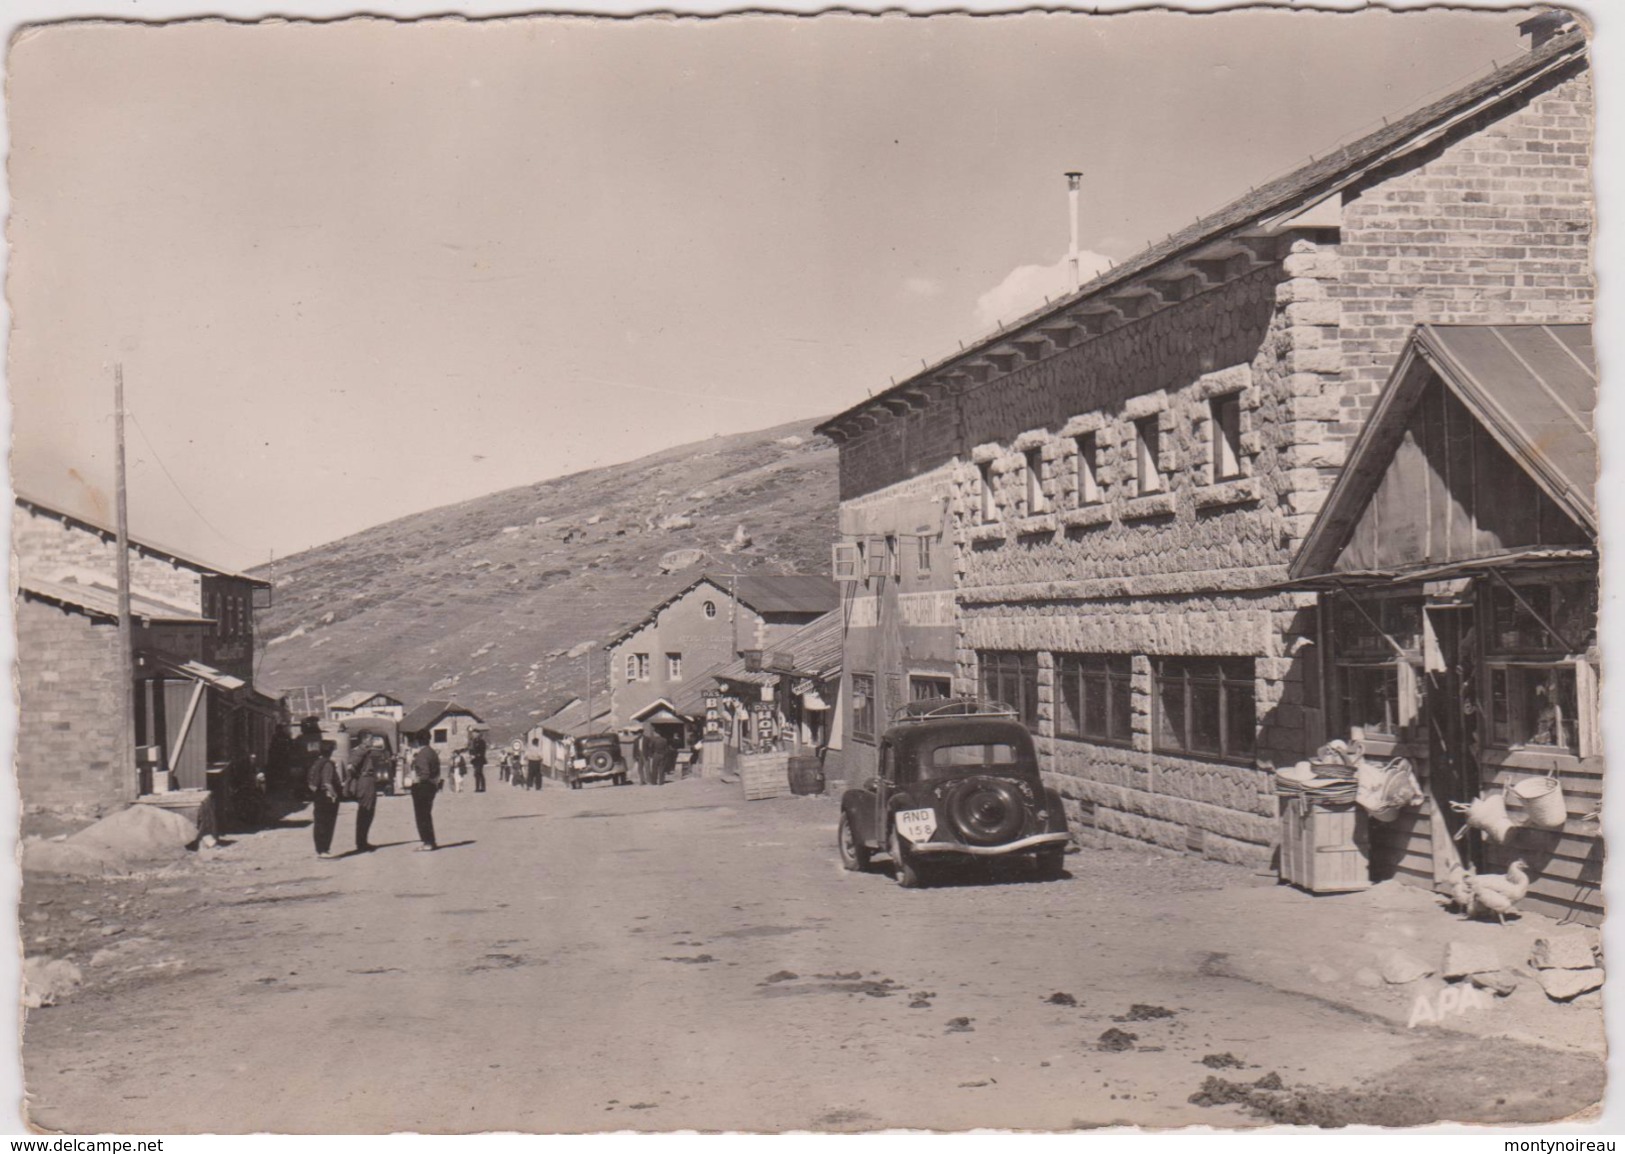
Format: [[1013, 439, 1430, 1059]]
[[1423, 605, 1481, 862]]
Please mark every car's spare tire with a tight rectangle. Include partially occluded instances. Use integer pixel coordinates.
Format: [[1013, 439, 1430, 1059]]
[[945, 777, 1026, 845], [586, 749, 616, 773]]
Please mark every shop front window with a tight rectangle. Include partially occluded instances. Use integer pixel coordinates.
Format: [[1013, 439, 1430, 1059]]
[[1488, 664, 1580, 755], [977, 651, 1039, 729], [1339, 664, 1401, 738], [851, 673, 876, 742], [1153, 657, 1255, 762], [1055, 654, 1132, 744]]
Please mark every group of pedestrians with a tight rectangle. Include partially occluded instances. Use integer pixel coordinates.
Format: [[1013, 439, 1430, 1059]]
[[500, 739, 546, 789], [306, 730, 449, 857], [446, 729, 489, 793]]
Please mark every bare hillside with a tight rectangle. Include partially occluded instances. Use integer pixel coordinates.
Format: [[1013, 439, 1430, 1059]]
[[252, 418, 837, 739]]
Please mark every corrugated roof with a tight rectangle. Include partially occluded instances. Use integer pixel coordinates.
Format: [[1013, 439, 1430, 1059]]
[[18, 576, 207, 624], [1291, 323, 1597, 579], [728, 574, 839, 616], [399, 699, 484, 734], [1418, 324, 1595, 527], [536, 695, 581, 722], [817, 28, 1588, 437], [14, 492, 273, 588], [137, 649, 246, 693]]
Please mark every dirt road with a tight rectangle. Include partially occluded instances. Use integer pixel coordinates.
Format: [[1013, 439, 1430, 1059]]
[[22, 779, 1604, 1132]]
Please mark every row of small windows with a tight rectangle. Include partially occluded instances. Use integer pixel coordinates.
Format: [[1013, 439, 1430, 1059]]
[[626, 652, 684, 682], [203, 589, 250, 640], [975, 650, 1257, 764], [849, 671, 953, 741], [976, 394, 1244, 521]]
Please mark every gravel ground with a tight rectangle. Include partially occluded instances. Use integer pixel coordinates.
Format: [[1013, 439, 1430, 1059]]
[[19, 778, 1605, 1132]]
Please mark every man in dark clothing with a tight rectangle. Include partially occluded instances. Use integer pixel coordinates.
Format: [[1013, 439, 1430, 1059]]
[[348, 735, 386, 852], [642, 727, 670, 787], [468, 729, 488, 793], [408, 732, 442, 851], [308, 740, 343, 858]]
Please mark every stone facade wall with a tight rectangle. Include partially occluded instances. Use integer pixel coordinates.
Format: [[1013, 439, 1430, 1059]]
[[14, 503, 203, 610], [1329, 65, 1594, 440], [829, 50, 1594, 869], [14, 598, 130, 816]]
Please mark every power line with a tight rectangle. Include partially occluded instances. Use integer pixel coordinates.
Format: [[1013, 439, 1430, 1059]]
[[126, 409, 257, 556]]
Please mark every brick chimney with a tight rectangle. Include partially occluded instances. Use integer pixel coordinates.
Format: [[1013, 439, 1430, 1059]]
[[1517, 10, 1577, 51]]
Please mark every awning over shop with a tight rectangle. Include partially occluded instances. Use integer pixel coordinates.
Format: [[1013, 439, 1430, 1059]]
[[1291, 324, 1596, 583], [135, 650, 247, 694]]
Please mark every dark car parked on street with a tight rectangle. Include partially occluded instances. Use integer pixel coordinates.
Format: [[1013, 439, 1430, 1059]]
[[837, 698, 1071, 887], [568, 732, 629, 789]]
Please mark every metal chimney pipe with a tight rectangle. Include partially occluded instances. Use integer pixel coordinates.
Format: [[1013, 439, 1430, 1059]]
[[1065, 172, 1083, 290]]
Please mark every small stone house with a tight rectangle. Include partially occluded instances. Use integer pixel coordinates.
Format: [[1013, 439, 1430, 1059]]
[[815, 23, 1593, 875], [603, 573, 838, 739], [399, 700, 484, 762]]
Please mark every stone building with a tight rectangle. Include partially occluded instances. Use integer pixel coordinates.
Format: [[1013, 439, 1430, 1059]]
[[602, 573, 837, 743], [399, 700, 484, 762], [13, 493, 277, 815], [815, 23, 1592, 872]]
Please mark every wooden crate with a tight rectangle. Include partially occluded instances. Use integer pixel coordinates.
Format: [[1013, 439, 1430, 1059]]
[[740, 751, 791, 801], [1279, 796, 1371, 894]]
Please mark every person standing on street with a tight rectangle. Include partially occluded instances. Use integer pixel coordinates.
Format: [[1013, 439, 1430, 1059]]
[[348, 735, 385, 853], [309, 740, 343, 859], [525, 741, 544, 791], [409, 732, 442, 852], [468, 728, 488, 793], [642, 725, 669, 787]]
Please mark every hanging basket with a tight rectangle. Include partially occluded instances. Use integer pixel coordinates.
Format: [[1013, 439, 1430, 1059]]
[[1506, 772, 1567, 830], [1451, 792, 1515, 843]]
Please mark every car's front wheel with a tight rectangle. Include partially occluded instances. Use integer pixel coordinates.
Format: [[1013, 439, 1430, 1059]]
[[838, 810, 872, 872], [890, 826, 928, 888]]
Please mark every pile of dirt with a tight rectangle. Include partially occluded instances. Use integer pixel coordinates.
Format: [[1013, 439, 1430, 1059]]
[[1096, 1028, 1138, 1052], [22, 805, 197, 877], [1114, 1003, 1176, 1022]]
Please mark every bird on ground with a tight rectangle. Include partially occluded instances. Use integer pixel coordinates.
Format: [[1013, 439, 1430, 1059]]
[[1444, 861, 1478, 915], [1466, 860, 1531, 926]]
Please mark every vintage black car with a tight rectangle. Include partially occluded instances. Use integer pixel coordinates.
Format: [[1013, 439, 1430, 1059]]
[[568, 732, 629, 789], [837, 698, 1070, 887]]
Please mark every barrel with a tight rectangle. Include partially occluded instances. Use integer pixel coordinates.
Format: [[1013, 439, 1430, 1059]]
[[788, 753, 825, 796]]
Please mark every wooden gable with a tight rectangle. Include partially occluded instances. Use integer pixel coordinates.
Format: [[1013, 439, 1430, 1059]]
[[1334, 375, 1589, 574]]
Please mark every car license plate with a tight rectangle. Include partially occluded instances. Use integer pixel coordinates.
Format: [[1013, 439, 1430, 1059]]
[[895, 808, 937, 844]]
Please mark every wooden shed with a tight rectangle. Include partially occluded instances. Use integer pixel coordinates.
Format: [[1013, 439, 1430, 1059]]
[[1289, 323, 1600, 924]]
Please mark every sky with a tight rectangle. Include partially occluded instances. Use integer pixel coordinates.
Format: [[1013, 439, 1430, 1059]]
[[0, 6, 1568, 570]]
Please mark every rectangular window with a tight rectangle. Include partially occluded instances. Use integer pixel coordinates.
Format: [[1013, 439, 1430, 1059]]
[[1210, 393, 1243, 481], [909, 675, 952, 701], [1338, 664, 1401, 738], [1054, 654, 1133, 744], [851, 673, 876, 742], [666, 653, 683, 681], [916, 534, 932, 574], [885, 535, 899, 579], [978, 462, 996, 523], [1153, 657, 1255, 762], [630, 653, 650, 681], [1487, 663, 1580, 755], [1134, 417, 1163, 495], [1075, 433, 1100, 505], [1486, 579, 1594, 655], [433, 728, 448, 744], [976, 651, 1039, 729], [1024, 448, 1047, 514]]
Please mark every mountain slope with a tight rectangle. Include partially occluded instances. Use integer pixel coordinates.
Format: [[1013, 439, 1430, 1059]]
[[253, 417, 838, 739]]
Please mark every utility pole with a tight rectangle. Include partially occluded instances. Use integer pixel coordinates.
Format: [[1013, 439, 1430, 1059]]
[[730, 573, 739, 656], [113, 365, 138, 800]]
